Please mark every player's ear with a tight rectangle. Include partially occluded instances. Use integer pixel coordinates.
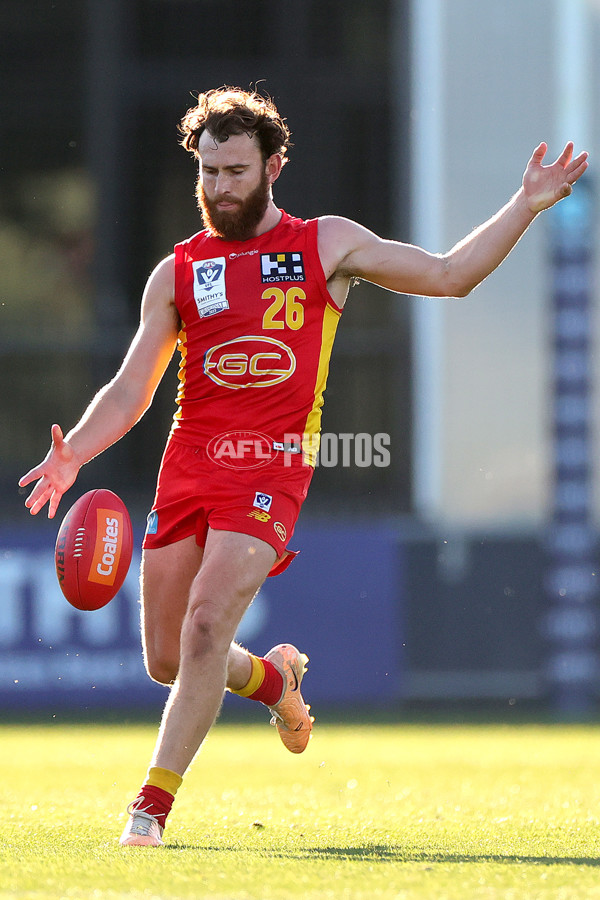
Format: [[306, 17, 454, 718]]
[[265, 153, 283, 185]]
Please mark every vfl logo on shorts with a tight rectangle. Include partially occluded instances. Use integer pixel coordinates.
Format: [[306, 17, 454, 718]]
[[254, 492, 272, 511], [192, 258, 229, 318], [261, 252, 305, 283], [146, 510, 159, 535], [204, 336, 296, 389]]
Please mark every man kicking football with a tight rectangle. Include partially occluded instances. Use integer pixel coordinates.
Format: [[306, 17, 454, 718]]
[[20, 87, 588, 845]]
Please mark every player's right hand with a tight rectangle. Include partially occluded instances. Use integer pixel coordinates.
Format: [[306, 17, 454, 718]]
[[19, 424, 81, 519]]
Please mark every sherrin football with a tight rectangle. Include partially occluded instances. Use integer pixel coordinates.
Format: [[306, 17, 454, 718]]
[[55, 489, 133, 611]]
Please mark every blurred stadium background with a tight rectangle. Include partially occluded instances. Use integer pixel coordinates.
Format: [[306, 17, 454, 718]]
[[2, 0, 599, 718]]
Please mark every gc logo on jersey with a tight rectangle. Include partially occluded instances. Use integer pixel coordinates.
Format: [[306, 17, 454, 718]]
[[261, 252, 305, 283], [204, 335, 296, 389], [192, 257, 229, 318]]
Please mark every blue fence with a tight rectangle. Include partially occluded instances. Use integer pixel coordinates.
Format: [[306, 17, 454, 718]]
[[0, 522, 404, 712]]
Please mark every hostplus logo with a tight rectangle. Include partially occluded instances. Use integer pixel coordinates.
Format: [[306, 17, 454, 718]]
[[260, 252, 305, 283]]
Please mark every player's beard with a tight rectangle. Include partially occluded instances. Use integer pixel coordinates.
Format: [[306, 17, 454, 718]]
[[197, 171, 271, 242]]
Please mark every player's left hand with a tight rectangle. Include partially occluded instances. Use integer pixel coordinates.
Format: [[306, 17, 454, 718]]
[[523, 142, 589, 214]]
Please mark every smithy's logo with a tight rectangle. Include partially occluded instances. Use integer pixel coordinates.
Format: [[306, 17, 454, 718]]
[[204, 336, 296, 389], [192, 257, 229, 318]]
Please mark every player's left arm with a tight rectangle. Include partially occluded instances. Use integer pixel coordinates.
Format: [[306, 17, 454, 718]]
[[323, 142, 588, 299]]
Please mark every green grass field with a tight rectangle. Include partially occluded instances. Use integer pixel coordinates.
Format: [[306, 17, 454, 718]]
[[2, 719, 600, 899]]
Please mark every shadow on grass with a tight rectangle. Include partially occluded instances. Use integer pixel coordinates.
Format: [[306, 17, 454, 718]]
[[164, 844, 600, 866]]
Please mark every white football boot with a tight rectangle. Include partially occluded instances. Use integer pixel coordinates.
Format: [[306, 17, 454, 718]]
[[119, 799, 164, 847]]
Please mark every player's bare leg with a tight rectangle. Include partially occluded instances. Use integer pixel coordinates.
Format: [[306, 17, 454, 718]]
[[120, 529, 276, 845], [140, 534, 313, 746], [140, 536, 266, 692], [151, 528, 276, 774], [140, 536, 205, 685], [121, 529, 312, 845]]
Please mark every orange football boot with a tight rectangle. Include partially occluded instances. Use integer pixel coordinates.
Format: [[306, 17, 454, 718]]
[[265, 643, 314, 754]]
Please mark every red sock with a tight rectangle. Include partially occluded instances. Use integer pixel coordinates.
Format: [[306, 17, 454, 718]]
[[134, 784, 175, 826], [247, 657, 284, 706], [231, 655, 284, 706]]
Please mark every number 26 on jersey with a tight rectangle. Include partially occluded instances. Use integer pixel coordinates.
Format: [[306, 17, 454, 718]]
[[262, 287, 305, 330]]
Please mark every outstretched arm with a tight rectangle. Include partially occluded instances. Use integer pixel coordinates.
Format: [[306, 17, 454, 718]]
[[523, 141, 586, 213], [321, 142, 589, 300], [19, 255, 179, 518]]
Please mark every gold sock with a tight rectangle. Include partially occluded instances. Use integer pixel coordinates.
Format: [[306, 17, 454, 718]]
[[230, 654, 265, 698], [145, 766, 183, 796]]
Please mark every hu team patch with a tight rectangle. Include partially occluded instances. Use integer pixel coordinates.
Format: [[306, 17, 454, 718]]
[[260, 252, 305, 283]]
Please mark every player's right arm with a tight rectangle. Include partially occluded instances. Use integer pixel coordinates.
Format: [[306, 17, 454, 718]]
[[19, 255, 179, 518]]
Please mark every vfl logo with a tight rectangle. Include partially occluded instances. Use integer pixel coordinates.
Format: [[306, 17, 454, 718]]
[[146, 510, 159, 535], [254, 492, 272, 512], [195, 259, 223, 290], [88, 510, 123, 586], [192, 257, 229, 318], [204, 336, 296, 389]]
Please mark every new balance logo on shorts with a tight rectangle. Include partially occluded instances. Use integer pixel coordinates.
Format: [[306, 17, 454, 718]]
[[247, 510, 271, 522], [253, 492, 272, 512]]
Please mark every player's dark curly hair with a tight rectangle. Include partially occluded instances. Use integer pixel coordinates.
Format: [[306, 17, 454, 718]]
[[180, 87, 291, 165]]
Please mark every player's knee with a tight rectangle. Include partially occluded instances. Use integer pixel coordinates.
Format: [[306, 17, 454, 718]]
[[144, 649, 179, 685], [184, 603, 233, 659]]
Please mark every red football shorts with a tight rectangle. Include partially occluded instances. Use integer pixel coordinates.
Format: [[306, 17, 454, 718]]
[[142, 439, 313, 576]]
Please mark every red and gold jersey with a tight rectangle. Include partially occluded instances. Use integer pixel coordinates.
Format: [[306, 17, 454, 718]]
[[171, 211, 343, 466]]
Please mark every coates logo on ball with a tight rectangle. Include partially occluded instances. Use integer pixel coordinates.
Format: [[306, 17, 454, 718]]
[[55, 489, 134, 611]]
